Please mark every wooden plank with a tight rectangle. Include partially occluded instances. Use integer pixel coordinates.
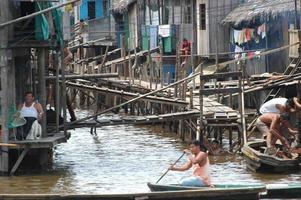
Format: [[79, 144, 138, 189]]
[[200, 72, 242, 80], [0, 143, 24, 148], [9, 147, 29, 176], [202, 88, 241, 95], [46, 73, 119, 80], [66, 82, 189, 106]]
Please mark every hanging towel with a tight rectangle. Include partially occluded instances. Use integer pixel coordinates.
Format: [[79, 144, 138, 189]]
[[245, 29, 251, 42], [233, 30, 240, 43], [26, 120, 42, 140], [158, 25, 171, 37]]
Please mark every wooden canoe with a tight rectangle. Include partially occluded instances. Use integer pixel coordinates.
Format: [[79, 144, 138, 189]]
[[147, 182, 266, 200], [241, 140, 300, 172], [147, 182, 301, 199], [262, 183, 301, 199]]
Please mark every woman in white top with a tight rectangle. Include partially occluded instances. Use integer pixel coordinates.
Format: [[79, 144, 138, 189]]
[[18, 92, 43, 140]]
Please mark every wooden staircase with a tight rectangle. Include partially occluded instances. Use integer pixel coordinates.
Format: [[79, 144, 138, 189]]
[[263, 58, 301, 103]]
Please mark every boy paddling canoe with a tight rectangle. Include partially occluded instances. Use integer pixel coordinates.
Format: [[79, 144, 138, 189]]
[[169, 140, 212, 187]]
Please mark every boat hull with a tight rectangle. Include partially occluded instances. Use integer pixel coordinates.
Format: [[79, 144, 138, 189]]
[[262, 183, 301, 199], [147, 183, 265, 200], [241, 140, 300, 172]]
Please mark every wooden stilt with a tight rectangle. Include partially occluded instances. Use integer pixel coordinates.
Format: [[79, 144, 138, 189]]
[[10, 147, 29, 176], [38, 48, 47, 137]]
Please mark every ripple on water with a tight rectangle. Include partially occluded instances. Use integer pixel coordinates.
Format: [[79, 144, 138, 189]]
[[0, 110, 301, 194]]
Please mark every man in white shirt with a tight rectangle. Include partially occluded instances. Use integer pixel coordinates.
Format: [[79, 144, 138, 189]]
[[259, 98, 295, 115]]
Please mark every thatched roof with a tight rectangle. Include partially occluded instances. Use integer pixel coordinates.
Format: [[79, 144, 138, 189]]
[[222, 0, 299, 25], [111, 0, 136, 14]]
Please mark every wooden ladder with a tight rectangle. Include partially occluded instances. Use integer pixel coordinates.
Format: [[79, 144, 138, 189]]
[[263, 57, 301, 103], [247, 57, 301, 131]]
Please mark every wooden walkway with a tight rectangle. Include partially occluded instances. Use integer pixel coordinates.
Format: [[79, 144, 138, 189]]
[[9, 133, 68, 149], [67, 110, 212, 129], [6, 133, 68, 175]]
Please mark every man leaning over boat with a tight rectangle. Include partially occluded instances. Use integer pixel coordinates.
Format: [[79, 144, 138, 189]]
[[256, 97, 299, 154]]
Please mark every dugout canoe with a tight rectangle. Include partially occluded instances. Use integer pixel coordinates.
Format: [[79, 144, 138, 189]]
[[147, 182, 266, 200], [241, 140, 300, 172], [262, 183, 301, 199]]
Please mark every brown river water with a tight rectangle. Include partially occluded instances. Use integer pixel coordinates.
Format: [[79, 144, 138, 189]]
[[0, 110, 301, 194]]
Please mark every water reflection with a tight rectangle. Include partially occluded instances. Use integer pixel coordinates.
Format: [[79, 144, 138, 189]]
[[0, 110, 300, 194]]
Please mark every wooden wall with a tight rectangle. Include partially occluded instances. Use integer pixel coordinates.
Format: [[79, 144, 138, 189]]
[[197, 0, 240, 57]]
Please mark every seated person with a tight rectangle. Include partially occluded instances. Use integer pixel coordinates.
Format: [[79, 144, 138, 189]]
[[17, 92, 43, 140], [169, 140, 211, 187]]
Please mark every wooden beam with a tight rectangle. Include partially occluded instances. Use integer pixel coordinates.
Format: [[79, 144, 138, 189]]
[[200, 72, 242, 81], [66, 82, 189, 106], [0, 0, 10, 175], [0, 143, 23, 148], [38, 49, 47, 137], [202, 88, 242, 95], [10, 147, 29, 176], [46, 73, 119, 80], [8, 40, 57, 48]]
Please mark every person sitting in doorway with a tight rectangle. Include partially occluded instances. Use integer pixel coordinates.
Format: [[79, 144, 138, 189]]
[[169, 140, 212, 187], [17, 92, 43, 140]]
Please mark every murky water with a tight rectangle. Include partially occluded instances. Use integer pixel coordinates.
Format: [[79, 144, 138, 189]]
[[0, 110, 301, 194]]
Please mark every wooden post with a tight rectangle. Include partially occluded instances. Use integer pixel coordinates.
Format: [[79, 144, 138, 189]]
[[198, 65, 204, 141], [239, 65, 247, 144], [217, 82, 221, 103], [148, 37, 153, 90], [174, 43, 180, 98], [37, 48, 47, 137], [157, 0, 161, 25], [172, 0, 175, 24], [229, 92, 233, 146], [191, 0, 196, 89], [61, 45, 67, 136], [0, 0, 10, 174], [215, 25, 219, 70], [148, 0, 152, 25], [159, 41, 163, 88], [55, 52, 60, 132], [298, 81, 301, 143], [189, 87, 193, 109], [121, 33, 126, 79]]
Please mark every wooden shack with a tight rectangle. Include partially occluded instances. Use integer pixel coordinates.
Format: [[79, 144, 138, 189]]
[[222, 0, 300, 75], [0, 0, 72, 175]]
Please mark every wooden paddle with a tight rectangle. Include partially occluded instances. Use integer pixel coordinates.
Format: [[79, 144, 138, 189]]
[[156, 152, 186, 184]]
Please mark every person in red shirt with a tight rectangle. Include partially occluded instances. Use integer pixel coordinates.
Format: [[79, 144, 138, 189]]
[[180, 38, 191, 68]]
